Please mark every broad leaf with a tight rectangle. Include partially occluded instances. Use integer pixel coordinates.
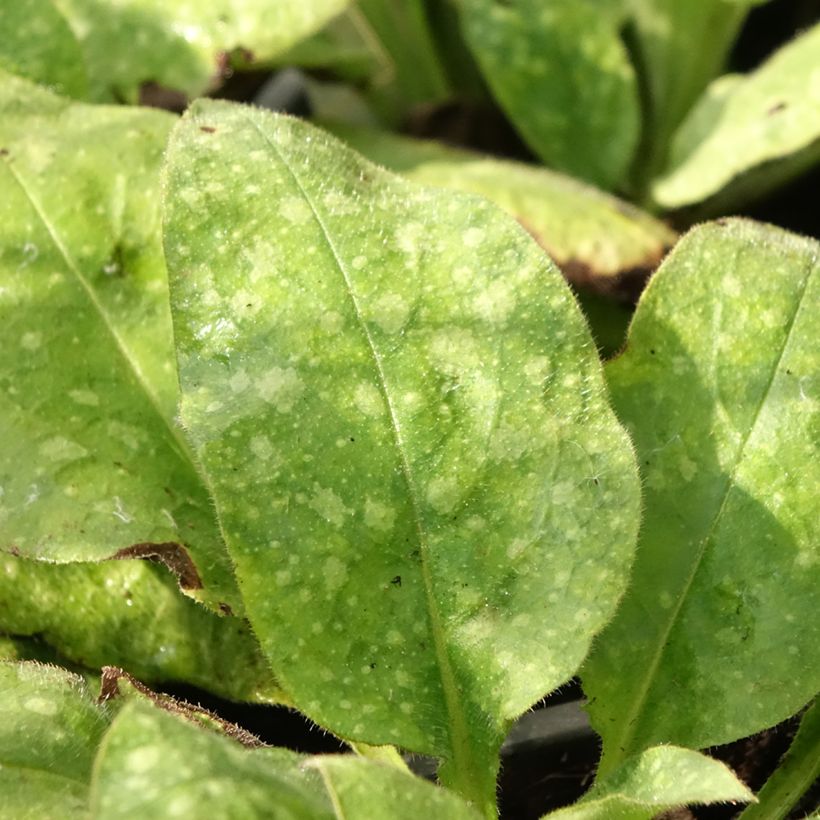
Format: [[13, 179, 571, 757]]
[[653, 23, 820, 209], [0, 74, 240, 613], [163, 100, 640, 812], [49, 0, 350, 102], [92, 699, 481, 819], [0, 554, 284, 703], [0, 0, 87, 98], [583, 220, 820, 772], [0, 661, 112, 819], [544, 746, 753, 819], [459, 0, 640, 189], [738, 699, 820, 820], [329, 124, 675, 295]]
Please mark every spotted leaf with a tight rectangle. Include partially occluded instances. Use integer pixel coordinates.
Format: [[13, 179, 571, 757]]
[[163, 100, 640, 812]]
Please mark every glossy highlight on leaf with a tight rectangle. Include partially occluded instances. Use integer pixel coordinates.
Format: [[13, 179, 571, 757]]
[[583, 219, 820, 770], [163, 100, 640, 811], [0, 73, 241, 614]]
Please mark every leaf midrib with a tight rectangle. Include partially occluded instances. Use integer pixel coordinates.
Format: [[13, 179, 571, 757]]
[[606, 256, 815, 768], [2, 158, 194, 465], [239, 112, 474, 771]]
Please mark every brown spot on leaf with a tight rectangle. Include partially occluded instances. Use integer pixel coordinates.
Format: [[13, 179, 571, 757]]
[[98, 667, 265, 748], [218, 602, 234, 616], [0, 148, 8, 157], [112, 542, 203, 590], [199, 125, 217, 134], [767, 101, 787, 116]]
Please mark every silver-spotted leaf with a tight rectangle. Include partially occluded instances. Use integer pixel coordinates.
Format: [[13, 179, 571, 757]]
[[0, 554, 283, 704], [0, 0, 87, 98], [50, 0, 350, 102], [583, 220, 820, 771], [328, 124, 676, 291], [0, 73, 240, 613], [0, 661, 112, 819], [653, 23, 820, 209], [459, 0, 640, 189], [163, 100, 640, 810], [544, 746, 753, 820]]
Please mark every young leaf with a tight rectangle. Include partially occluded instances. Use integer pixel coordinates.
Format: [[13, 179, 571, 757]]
[[328, 124, 676, 295], [653, 23, 820, 210], [0, 73, 240, 613], [0, 661, 112, 819], [49, 0, 351, 102], [0, 555, 284, 704], [458, 0, 640, 189], [738, 699, 820, 820], [583, 220, 820, 772], [163, 101, 640, 812], [0, 0, 87, 98], [544, 745, 753, 819]]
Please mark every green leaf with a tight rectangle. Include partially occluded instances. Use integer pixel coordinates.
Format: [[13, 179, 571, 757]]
[[625, 0, 752, 186], [327, 124, 675, 292], [163, 100, 640, 813], [50, 0, 350, 102], [92, 698, 481, 819], [0, 73, 240, 614], [583, 219, 820, 772], [0, 661, 112, 819], [544, 746, 753, 819], [738, 699, 820, 820], [459, 0, 640, 189], [0, 0, 87, 98], [0, 554, 284, 704], [653, 23, 820, 210]]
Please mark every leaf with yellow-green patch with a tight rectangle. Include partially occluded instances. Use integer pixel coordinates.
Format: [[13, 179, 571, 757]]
[[0, 73, 240, 614], [583, 220, 820, 773], [163, 101, 640, 814]]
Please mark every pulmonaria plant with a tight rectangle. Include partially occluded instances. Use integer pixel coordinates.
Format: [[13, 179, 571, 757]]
[[0, 2, 818, 819]]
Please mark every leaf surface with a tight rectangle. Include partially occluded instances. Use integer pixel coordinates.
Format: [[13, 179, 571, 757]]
[[653, 23, 820, 209], [583, 220, 820, 771], [0, 554, 283, 703], [0, 661, 112, 819], [163, 101, 640, 810], [459, 0, 640, 189], [0, 0, 87, 98], [51, 0, 350, 102], [329, 124, 675, 292], [0, 74, 240, 613], [544, 746, 753, 820]]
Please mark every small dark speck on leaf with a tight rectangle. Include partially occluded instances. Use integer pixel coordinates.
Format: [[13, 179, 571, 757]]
[[650, 349, 656, 355], [390, 575, 402, 587], [767, 101, 787, 116], [369, 662, 377, 669], [0, 148, 8, 157], [200, 125, 217, 134], [786, 369, 793, 375], [218, 602, 234, 616], [349, 437, 355, 442]]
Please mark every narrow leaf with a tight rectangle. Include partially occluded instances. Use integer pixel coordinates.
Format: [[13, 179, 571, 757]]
[[0, 554, 284, 704], [51, 0, 351, 102], [328, 124, 676, 294], [0, 0, 87, 98], [653, 23, 820, 209], [583, 219, 820, 771], [544, 746, 753, 819], [163, 101, 640, 811], [738, 699, 820, 820], [0, 73, 240, 613], [459, 0, 640, 189], [0, 661, 112, 819]]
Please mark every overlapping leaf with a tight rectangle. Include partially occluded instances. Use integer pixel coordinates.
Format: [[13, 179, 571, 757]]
[[25, 0, 350, 102], [163, 100, 640, 811], [0, 0, 87, 98], [329, 124, 675, 292], [459, 0, 640, 189], [583, 220, 819, 772], [653, 22, 820, 209], [0, 73, 239, 613], [544, 746, 753, 820], [0, 554, 282, 703]]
